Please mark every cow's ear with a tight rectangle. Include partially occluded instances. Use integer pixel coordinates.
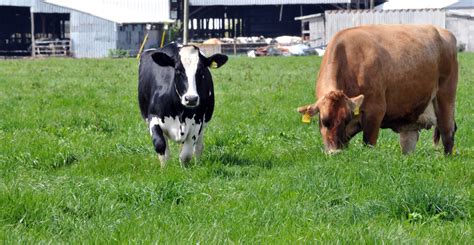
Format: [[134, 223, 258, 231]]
[[207, 54, 228, 69], [297, 103, 319, 116], [349, 94, 364, 115], [151, 51, 175, 67]]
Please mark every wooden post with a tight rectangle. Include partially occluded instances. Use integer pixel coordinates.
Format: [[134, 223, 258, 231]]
[[370, 0, 374, 9], [30, 9, 35, 57]]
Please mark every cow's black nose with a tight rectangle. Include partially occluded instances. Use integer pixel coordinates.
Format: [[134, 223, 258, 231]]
[[185, 95, 199, 105]]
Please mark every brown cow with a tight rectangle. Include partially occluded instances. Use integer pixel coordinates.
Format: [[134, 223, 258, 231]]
[[298, 25, 458, 154]]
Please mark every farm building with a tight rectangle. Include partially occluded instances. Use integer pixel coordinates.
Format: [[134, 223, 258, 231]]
[[296, 0, 474, 51], [0, 0, 174, 58], [186, 0, 387, 40]]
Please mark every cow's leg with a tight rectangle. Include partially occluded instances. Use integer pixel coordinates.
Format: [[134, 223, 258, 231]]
[[399, 130, 419, 154], [179, 140, 194, 167], [361, 108, 385, 146], [436, 73, 458, 154], [435, 99, 456, 154], [194, 127, 206, 159], [149, 118, 169, 167]]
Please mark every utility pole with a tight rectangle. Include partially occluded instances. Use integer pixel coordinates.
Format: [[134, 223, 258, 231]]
[[183, 0, 189, 45], [30, 11, 35, 57]]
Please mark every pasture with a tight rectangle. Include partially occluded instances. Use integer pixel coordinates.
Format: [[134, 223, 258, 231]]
[[0, 54, 472, 243]]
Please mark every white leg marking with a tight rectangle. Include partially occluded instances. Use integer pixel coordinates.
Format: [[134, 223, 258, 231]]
[[180, 140, 194, 167], [194, 124, 206, 159], [399, 130, 420, 154], [149, 117, 161, 136], [158, 140, 170, 168], [194, 134, 204, 159]]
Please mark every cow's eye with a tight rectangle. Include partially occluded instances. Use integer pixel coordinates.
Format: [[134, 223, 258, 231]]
[[345, 114, 352, 124]]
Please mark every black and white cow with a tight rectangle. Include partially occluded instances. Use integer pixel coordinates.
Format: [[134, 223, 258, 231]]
[[138, 43, 228, 167]]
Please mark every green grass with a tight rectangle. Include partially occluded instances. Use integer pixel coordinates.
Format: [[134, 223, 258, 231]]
[[0, 54, 472, 243]]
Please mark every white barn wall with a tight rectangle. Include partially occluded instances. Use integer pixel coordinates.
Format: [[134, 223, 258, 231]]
[[117, 25, 161, 56], [309, 16, 325, 47], [0, 0, 31, 6], [0, 0, 70, 12], [446, 10, 474, 52], [32, 0, 69, 13], [324, 9, 446, 44], [70, 11, 117, 58], [447, 16, 474, 51]]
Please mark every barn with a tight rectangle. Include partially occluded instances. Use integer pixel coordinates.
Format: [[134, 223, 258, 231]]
[[186, 0, 386, 40], [0, 0, 174, 58]]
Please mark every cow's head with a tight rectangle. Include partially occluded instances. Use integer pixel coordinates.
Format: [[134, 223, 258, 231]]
[[298, 91, 364, 154], [151, 45, 228, 108]]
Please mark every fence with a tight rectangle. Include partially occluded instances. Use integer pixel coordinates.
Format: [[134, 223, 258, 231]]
[[34, 39, 71, 57], [195, 43, 269, 56]]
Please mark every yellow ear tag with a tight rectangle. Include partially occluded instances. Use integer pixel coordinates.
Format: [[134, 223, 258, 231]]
[[302, 113, 312, 124], [353, 106, 360, 116], [211, 61, 218, 69]]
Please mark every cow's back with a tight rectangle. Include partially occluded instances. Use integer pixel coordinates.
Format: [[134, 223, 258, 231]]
[[318, 25, 457, 126]]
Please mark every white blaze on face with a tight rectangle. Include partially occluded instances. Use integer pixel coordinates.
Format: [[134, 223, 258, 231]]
[[179, 46, 200, 106]]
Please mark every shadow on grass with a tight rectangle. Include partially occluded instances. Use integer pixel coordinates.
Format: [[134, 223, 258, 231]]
[[204, 151, 274, 169]]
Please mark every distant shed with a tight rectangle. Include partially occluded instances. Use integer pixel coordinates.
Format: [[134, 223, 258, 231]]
[[446, 10, 474, 51], [324, 9, 446, 42], [186, 0, 387, 40], [296, 8, 474, 52], [45, 0, 175, 58], [0, 0, 174, 58]]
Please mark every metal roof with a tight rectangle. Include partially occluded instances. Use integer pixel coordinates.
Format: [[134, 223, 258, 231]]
[[295, 13, 323, 20], [447, 0, 474, 9], [44, 0, 174, 24], [190, 0, 350, 6], [375, 0, 459, 10], [0, 0, 32, 7]]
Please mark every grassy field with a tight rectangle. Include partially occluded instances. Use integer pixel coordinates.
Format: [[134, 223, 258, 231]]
[[0, 54, 472, 243]]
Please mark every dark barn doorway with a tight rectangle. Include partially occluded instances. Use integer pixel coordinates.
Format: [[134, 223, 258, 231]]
[[0, 6, 31, 56], [0, 6, 70, 57], [34, 13, 70, 40]]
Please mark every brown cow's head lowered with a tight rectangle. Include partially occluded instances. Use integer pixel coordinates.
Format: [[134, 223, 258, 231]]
[[298, 91, 364, 154]]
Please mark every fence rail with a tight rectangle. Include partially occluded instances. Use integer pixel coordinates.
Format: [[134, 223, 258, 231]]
[[34, 39, 71, 57]]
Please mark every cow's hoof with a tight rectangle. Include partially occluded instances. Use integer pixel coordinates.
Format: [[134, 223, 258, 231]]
[[158, 155, 167, 168]]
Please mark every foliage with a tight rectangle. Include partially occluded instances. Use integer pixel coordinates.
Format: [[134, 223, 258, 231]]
[[107, 49, 130, 58], [0, 54, 472, 243]]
